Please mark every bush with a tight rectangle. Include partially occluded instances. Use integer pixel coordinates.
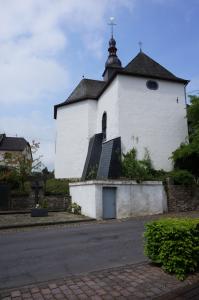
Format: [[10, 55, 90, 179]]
[[144, 218, 199, 280], [121, 148, 166, 182], [122, 148, 151, 182], [171, 96, 199, 182], [169, 170, 195, 186], [68, 202, 81, 215], [45, 178, 69, 195], [0, 167, 20, 189], [39, 199, 48, 209], [11, 190, 29, 197], [171, 142, 199, 181]]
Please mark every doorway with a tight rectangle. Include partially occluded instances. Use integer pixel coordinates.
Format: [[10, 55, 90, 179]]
[[102, 187, 116, 219]]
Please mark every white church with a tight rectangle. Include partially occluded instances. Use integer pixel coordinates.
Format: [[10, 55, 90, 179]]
[[54, 33, 189, 180]]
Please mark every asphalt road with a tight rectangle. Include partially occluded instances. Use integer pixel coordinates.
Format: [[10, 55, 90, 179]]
[[0, 218, 148, 290]]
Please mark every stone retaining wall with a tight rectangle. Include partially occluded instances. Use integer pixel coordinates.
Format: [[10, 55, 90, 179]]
[[167, 184, 199, 212], [10, 195, 69, 211]]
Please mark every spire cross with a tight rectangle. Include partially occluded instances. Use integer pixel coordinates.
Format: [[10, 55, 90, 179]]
[[139, 41, 143, 52], [108, 17, 116, 37]]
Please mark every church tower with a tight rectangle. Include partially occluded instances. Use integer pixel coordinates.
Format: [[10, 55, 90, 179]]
[[103, 18, 122, 81], [54, 20, 189, 179]]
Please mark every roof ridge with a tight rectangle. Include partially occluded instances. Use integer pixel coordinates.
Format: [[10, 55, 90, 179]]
[[124, 51, 185, 81], [82, 78, 104, 83], [125, 51, 175, 76], [0, 136, 29, 151]]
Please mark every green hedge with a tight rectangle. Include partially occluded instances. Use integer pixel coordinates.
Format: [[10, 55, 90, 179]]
[[144, 218, 199, 280], [45, 178, 69, 195], [169, 170, 195, 186]]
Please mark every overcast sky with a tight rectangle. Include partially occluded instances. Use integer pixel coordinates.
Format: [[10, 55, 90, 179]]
[[0, 0, 198, 170]]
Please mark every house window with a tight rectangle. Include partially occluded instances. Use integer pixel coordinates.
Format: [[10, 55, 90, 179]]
[[146, 80, 159, 90], [102, 112, 107, 141]]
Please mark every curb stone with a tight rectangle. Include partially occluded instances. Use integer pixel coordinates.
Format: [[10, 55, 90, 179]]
[[0, 218, 96, 230]]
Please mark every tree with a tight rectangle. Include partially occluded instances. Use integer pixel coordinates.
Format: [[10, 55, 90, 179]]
[[172, 95, 199, 181], [187, 95, 199, 136], [0, 140, 43, 190]]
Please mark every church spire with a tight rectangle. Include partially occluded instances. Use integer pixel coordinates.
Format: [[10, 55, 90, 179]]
[[103, 17, 122, 81]]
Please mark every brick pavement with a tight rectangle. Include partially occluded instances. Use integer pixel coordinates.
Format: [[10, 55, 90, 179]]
[[0, 263, 198, 300]]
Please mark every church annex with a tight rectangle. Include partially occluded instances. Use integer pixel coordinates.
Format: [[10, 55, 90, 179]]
[[54, 33, 189, 179]]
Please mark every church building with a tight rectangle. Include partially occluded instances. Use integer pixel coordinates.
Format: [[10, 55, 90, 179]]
[[54, 33, 189, 179]]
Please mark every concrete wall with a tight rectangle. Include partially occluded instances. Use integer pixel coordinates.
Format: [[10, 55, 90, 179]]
[[69, 184, 98, 218], [55, 100, 97, 178], [118, 75, 188, 171], [69, 180, 167, 219]]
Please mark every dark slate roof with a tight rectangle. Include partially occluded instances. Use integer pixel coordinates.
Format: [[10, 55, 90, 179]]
[[0, 135, 29, 151], [54, 79, 106, 118], [0, 134, 5, 144], [54, 52, 189, 119], [123, 51, 187, 83]]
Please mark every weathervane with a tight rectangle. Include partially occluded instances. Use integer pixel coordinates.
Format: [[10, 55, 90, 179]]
[[108, 17, 116, 38], [139, 41, 143, 52]]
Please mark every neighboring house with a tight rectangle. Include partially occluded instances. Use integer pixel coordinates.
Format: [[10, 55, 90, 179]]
[[54, 34, 189, 179], [0, 134, 32, 167]]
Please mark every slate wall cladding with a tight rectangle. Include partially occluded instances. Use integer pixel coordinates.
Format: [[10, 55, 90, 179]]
[[167, 184, 199, 212], [82, 133, 103, 180], [97, 137, 121, 179]]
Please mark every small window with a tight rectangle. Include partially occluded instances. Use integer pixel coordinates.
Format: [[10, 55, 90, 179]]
[[146, 80, 159, 90], [102, 112, 107, 141]]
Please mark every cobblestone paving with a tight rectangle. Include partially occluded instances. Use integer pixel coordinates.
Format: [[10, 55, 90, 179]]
[[0, 263, 198, 300], [156, 281, 199, 300]]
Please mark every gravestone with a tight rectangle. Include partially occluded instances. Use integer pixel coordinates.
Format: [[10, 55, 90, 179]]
[[29, 175, 44, 205]]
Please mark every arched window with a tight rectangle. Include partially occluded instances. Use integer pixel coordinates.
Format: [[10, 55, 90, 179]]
[[102, 112, 107, 141]]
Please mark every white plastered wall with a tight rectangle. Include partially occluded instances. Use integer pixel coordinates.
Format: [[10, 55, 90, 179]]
[[69, 180, 167, 219], [96, 77, 119, 140], [117, 75, 188, 171], [55, 100, 97, 178]]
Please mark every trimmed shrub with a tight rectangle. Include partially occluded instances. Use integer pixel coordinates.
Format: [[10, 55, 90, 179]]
[[144, 218, 199, 280], [169, 170, 195, 186]]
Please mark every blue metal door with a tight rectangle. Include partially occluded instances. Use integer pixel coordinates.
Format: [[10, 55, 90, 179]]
[[103, 187, 116, 219]]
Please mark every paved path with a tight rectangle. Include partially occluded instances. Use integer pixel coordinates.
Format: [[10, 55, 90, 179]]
[[0, 219, 147, 290], [157, 282, 199, 300], [0, 263, 198, 299], [0, 212, 92, 229], [0, 213, 199, 299]]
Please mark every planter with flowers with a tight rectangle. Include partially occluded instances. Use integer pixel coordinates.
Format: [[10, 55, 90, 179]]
[[31, 200, 48, 217]]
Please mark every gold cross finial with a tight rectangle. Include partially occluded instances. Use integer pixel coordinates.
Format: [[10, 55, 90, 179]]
[[108, 17, 116, 38]]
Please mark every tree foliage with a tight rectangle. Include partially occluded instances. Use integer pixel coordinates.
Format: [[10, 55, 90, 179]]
[[0, 140, 43, 190], [172, 95, 199, 181], [122, 148, 154, 182], [144, 218, 199, 280], [187, 95, 199, 135]]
